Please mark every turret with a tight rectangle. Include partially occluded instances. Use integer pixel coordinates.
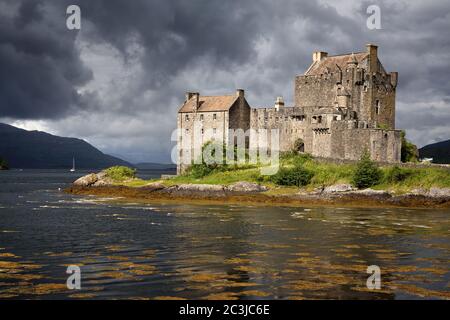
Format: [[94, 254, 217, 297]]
[[337, 88, 350, 108], [390, 72, 398, 88]]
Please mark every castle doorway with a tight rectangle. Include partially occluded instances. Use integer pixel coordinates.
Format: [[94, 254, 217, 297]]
[[294, 138, 305, 153]]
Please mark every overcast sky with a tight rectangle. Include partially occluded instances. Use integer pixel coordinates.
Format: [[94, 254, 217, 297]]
[[0, 0, 449, 163]]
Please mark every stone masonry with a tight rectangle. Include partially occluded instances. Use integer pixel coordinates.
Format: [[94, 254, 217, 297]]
[[177, 44, 401, 174]]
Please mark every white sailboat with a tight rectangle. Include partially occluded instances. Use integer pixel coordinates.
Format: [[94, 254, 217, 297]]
[[70, 157, 76, 172]]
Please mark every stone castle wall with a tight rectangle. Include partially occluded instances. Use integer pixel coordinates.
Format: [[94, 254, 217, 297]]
[[178, 45, 402, 170], [248, 107, 401, 163], [177, 110, 229, 174], [249, 107, 309, 152]]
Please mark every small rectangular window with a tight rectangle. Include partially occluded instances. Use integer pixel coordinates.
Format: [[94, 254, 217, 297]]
[[213, 128, 217, 134], [200, 114, 204, 121], [213, 114, 217, 120], [185, 114, 189, 121], [375, 100, 381, 115]]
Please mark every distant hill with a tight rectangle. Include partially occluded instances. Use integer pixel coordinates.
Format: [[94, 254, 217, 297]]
[[419, 139, 450, 164], [0, 123, 132, 169], [134, 162, 176, 170]]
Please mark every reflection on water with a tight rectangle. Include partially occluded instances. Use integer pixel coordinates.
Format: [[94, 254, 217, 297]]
[[0, 170, 449, 299]]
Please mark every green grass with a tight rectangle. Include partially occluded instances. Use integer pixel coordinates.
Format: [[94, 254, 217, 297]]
[[375, 166, 450, 193], [115, 154, 450, 193], [121, 179, 150, 187], [105, 166, 137, 182], [165, 167, 262, 186]]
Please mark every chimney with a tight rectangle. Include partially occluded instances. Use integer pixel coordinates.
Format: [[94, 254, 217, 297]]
[[236, 89, 244, 99], [366, 43, 378, 72], [274, 96, 285, 111], [192, 92, 199, 110], [185, 92, 196, 102], [313, 51, 328, 63]]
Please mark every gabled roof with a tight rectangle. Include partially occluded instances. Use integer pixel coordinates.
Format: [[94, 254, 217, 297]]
[[305, 52, 368, 76], [178, 95, 238, 113]]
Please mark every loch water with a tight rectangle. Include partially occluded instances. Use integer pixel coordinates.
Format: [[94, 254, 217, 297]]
[[0, 169, 449, 299]]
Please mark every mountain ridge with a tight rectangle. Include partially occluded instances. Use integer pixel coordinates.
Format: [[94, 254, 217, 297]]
[[0, 123, 132, 169], [134, 162, 176, 170], [418, 139, 450, 164]]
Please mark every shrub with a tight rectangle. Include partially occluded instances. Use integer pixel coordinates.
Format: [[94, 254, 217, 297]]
[[384, 166, 413, 183], [280, 151, 298, 160], [186, 141, 228, 178], [292, 153, 313, 166], [271, 166, 314, 187], [400, 131, 419, 163], [377, 123, 389, 130], [352, 151, 382, 189], [280, 152, 313, 165], [105, 166, 136, 181], [188, 163, 215, 178]]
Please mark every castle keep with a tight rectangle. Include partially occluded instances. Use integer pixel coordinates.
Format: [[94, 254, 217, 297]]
[[177, 44, 401, 173]]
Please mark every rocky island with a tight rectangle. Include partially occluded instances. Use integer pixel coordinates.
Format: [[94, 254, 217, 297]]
[[67, 154, 450, 209]]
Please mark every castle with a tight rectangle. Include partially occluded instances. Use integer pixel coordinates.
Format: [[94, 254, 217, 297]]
[[177, 44, 401, 174]]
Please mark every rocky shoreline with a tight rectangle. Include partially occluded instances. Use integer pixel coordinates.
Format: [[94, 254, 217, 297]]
[[66, 172, 450, 209]]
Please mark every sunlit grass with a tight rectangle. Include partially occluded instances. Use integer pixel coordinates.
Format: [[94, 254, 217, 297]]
[[114, 154, 450, 192]]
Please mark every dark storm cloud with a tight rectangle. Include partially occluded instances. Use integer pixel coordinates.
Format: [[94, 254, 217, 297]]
[[79, 0, 261, 79], [1, 0, 450, 161], [0, 0, 93, 119], [356, 0, 450, 100], [74, 0, 362, 100]]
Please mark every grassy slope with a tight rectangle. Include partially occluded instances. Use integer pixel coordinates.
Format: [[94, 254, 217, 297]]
[[118, 155, 450, 194]]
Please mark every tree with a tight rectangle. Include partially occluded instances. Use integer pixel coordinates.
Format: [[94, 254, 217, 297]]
[[352, 151, 382, 189], [400, 130, 418, 162], [0, 157, 8, 170], [187, 141, 228, 178]]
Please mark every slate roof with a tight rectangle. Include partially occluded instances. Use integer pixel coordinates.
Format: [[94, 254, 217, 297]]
[[305, 52, 368, 76], [178, 95, 238, 113]]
